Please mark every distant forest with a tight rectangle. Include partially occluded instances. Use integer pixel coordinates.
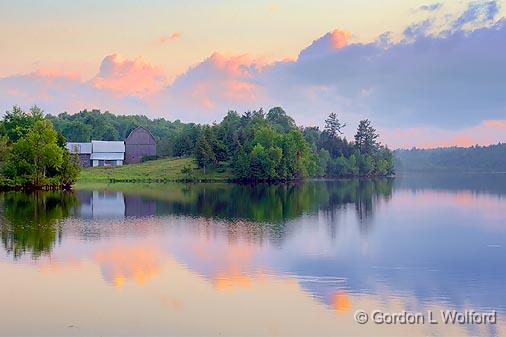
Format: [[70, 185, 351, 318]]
[[395, 144, 506, 172]]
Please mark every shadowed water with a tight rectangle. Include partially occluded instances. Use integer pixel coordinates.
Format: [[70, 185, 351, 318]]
[[0, 174, 505, 336]]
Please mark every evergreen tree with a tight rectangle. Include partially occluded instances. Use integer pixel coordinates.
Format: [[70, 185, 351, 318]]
[[195, 135, 216, 173], [324, 113, 346, 138], [354, 119, 379, 154]]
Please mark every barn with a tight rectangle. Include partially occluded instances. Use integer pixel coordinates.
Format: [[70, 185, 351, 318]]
[[125, 126, 156, 164], [90, 141, 125, 167], [66, 142, 92, 167]]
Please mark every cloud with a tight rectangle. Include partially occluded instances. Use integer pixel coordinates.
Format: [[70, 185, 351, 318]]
[[156, 52, 268, 120], [452, 0, 500, 30], [91, 54, 167, 98], [1, 1, 505, 147], [419, 3, 443, 12], [403, 19, 434, 39], [298, 29, 351, 59], [0, 66, 150, 115], [159, 32, 182, 43], [257, 13, 506, 129]]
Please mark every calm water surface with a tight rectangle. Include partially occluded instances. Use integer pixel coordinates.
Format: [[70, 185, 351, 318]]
[[0, 174, 505, 336]]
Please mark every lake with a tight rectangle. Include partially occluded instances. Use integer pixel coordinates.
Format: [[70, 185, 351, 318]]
[[1, 174, 505, 336]]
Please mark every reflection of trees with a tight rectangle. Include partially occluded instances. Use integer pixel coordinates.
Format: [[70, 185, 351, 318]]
[[0, 180, 394, 259], [354, 179, 393, 233], [140, 179, 394, 234], [0, 191, 77, 259]]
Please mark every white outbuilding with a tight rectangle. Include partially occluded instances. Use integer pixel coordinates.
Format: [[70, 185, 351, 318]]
[[90, 141, 125, 167]]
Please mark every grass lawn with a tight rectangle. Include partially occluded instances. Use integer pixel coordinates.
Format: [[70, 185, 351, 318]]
[[76, 157, 233, 185]]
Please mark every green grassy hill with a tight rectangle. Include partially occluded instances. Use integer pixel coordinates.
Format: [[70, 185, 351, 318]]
[[76, 157, 233, 185]]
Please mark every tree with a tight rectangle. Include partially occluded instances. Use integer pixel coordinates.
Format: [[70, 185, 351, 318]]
[[324, 113, 346, 138], [0, 136, 9, 162], [1, 116, 80, 189], [195, 135, 216, 173], [266, 107, 296, 132], [3, 105, 44, 142], [26, 120, 64, 186], [180, 164, 194, 181], [354, 119, 379, 155]]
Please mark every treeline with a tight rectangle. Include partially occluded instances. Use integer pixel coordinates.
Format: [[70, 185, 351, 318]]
[[193, 108, 394, 180], [46, 109, 199, 158], [395, 144, 506, 172], [0, 106, 80, 190], [1, 105, 394, 186]]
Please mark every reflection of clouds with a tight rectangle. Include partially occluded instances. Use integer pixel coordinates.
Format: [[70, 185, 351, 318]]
[[3, 183, 503, 333], [331, 291, 352, 312], [94, 245, 162, 287], [214, 269, 253, 290], [188, 234, 263, 290], [393, 190, 506, 227], [37, 258, 83, 273]]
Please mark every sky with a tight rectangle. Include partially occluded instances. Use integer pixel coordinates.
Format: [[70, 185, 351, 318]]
[[0, 0, 505, 148]]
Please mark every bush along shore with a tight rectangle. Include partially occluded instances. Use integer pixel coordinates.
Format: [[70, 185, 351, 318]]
[[0, 106, 80, 191], [1, 105, 395, 190]]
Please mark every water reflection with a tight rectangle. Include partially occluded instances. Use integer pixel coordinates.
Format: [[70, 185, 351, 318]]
[[0, 179, 394, 260], [0, 191, 77, 259], [0, 176, 505, 336]]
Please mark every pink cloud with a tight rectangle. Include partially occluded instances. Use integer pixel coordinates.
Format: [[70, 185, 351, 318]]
[[329, 29, 351, 49], [159, 32, 182, 43], [161, 52, 267, 115], [32, 68, 81, 81], [91, 54, 167, 98]]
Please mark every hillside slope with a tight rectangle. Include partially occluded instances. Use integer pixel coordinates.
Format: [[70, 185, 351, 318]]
[[77, 157, 232, 184]]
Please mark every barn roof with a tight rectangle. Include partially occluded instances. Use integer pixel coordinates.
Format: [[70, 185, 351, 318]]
[[126, 126, 155, 141], [92, 140, 125, 153], [66, 142, 92, 154]]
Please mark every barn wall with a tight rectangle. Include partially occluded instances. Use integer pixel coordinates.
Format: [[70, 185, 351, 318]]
[[125, 127, 156, 164], [78, 154, 91, 167]]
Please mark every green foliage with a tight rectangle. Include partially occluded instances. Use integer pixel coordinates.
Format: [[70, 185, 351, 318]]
[[3, 106, 394, 184], [180, 164, 195, 181], [0, 191, 77, 259], [324, 113, 346, 138], [195, 133, 217, 171], [0, 136, 9, 162], [304, 115, 393, 177], [266, 107, 296, 132], [47, 109, 201, 157], [0, 106, 81, 189], [354, 119, 379, 154], [2, 105, 44, 142]]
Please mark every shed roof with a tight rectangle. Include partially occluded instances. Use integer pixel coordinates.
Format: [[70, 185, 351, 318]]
[[90, 152, 125, 160], [92, 141, 125, 153], [66, 142, 92, 154]]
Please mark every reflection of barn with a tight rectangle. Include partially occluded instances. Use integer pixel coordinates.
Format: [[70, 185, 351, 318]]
[[66, 126, 156, 167], [75, 191, 126, 218], [125, 126, 156, 164], [75, 191, 156, 218]]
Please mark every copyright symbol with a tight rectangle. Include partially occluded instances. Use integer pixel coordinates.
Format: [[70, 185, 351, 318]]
[[354, 310, 368, 324]]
